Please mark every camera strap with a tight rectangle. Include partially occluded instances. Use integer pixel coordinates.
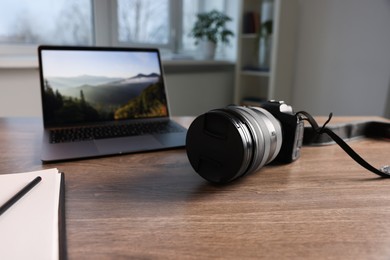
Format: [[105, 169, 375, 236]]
[[296, 111, 390, 178]]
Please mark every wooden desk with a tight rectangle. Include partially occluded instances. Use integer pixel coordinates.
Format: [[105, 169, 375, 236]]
[[0, 116, 389, 259]]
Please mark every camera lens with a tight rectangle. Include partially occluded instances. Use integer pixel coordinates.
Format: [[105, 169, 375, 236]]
[[186, 106, 283, 183]]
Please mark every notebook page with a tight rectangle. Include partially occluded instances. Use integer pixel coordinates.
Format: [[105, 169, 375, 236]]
[[0, 168, 62, 260]]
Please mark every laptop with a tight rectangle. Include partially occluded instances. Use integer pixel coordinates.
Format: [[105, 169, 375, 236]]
[[38, 45, 187, 162]]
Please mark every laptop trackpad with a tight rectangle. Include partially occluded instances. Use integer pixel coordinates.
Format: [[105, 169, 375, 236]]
[[94, 135, 162, 154]]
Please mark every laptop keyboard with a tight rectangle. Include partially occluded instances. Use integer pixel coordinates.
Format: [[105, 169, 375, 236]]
[[49, 121, 185, 143]]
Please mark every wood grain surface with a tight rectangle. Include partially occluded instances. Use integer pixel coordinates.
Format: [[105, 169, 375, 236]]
[[0, 116, 389, 259]]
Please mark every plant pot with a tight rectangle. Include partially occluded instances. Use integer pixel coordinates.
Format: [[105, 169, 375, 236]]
[[199, 40, 216, 59]]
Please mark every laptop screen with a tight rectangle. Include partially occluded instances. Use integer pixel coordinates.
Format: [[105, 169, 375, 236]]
[[38, 46, 169, 127]]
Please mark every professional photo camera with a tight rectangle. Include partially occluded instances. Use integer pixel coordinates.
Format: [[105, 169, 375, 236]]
[[185, 100, 304, 183]]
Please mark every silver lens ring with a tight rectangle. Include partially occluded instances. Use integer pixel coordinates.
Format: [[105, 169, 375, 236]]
[[213, 109, 254, 180], [232, 107, 267, 174], [250, 107, 283, 164], [230, 106, 270, 174]]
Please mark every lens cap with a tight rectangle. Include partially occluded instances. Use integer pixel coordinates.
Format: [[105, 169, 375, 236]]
[[186, 111, 252, 183]]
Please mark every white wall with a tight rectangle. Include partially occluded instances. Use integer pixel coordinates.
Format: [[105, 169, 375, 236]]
[[0, 69, 41, 117], [166, 70, 234, 116], [291, 0, 390, 117]]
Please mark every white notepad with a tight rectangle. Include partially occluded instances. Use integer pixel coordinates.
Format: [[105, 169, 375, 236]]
[[0, 168, 63, 260]]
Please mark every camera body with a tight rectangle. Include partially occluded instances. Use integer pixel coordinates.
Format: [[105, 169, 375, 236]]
[[260, 100, 304, 164], [186, 100, 304, 183]]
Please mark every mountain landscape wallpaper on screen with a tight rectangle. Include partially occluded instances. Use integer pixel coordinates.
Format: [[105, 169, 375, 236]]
[[43, 72, 168, 125]]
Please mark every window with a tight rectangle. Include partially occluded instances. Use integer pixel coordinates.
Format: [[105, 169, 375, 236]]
[[117, 0, 170, 46], [0, 0, 237, 60], [0, 0, 93, 45]]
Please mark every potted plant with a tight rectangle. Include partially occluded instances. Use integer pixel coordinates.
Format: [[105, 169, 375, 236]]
[[190, 10, 234, 59]]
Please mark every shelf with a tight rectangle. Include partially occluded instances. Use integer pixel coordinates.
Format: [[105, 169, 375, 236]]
[[241, 34, 258, 39], [234, 0, 275, 104], [234, 0, 297, 105], [241, 69, 270, 77]]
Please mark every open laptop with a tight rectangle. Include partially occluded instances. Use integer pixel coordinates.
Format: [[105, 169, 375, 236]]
[[38, 45, 187, 162]]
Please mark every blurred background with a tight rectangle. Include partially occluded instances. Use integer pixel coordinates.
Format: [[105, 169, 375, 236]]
[[0, 0, 389, 118]]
